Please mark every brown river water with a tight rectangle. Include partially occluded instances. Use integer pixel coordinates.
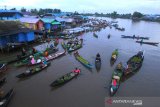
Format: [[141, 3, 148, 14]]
[[1, 17, 160, 107]]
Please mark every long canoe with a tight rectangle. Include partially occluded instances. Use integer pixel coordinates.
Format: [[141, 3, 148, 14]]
[[93, 33, 98, 38], [74, 52, 93, 69], [121, 35, 149, 40], [95, 55, 101, 71], [50, 69, 81, 87], [6, 49, 37, 64], [16, 63, 51, 78], [14, 48, 58, 67], [68, 39, 83, 52], [136, 41, 159, 46], [116, 27, 125, 31], [60, 35, 75, 39], [61, 39, 83, 53], [0, 89, 14, 107], [14, 52, 43, 67], [28, 48, 58, 66], [28, 51, 66, 66], [110, 63, 124, 96], [45, 50, 66, 61], [110, 49, 119, 66], [124, 51, 144, 76]]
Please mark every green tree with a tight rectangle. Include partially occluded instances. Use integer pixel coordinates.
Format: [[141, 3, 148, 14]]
[[10, 8, 16, 10], [30, 8, 38, 15], [132, 11, 143, 19], [111, 11, 118, 18], [74, 11, 79, 15], [21, 7, 26, 12], [53, 9, 61, 13]]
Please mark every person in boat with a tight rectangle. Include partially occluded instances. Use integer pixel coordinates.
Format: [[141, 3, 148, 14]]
[[32, 48, 37, 54], [21, 47, 26, 56], [74, 51, 79, 55], [111, 49, 118, 59], [116, 62, 123, 70], [41, 58, 47, 67], [108, 34, 110, 38], [50, 44, 54, 49], [125, 64, 132, 75], [96, 53, 101, 61], [111, 79, 118, 93], [73, 68, 80, 73], [30, 56, 36, 64], [44, 51, 49, 57], [112, 79, 118, 87]]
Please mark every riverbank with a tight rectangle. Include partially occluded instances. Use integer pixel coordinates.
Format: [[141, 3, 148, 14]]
[[82, 14, 160, 23]]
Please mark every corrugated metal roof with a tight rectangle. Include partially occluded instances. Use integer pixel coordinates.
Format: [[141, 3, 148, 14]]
[[19, 17, 42, 24], [0, 12, 23, 17], [51, 21, 61, 25], [41, 18, 55, 23], [55, 17, 65, 22], [0, 10, 20, 13], [64, 18, 75, 23]]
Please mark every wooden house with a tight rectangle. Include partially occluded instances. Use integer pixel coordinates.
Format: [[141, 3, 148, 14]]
[[0, 21, 35, 50], [19, 17, 44, 30]]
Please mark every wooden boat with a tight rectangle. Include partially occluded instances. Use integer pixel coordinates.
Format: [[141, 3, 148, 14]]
[[136, 41, 159, 46], [110, 63, 124, 96], [14, 52, 43, 67], [124, 51, 144, 76], [93, 33, 98, 38], [116, 27, 125, 31], [16, 63, 51, 78], [28, 50, 66, 67], [21, 50, 65, 67], [0, 78, 6, 87], [45, 51, 66, 61], [121, 35, 149, 40], [61, 39, 83, 53], [110, 49, 119, 66], [68, 39, 83, 52], [14, 48, 58, 67], [74, 52, 93, 69], [95, 55, 101, 70], [6, 49, 38, 64], [0, 89, 14, 107], [108, 34, 111, 38], [50, 68, 81, 87]]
